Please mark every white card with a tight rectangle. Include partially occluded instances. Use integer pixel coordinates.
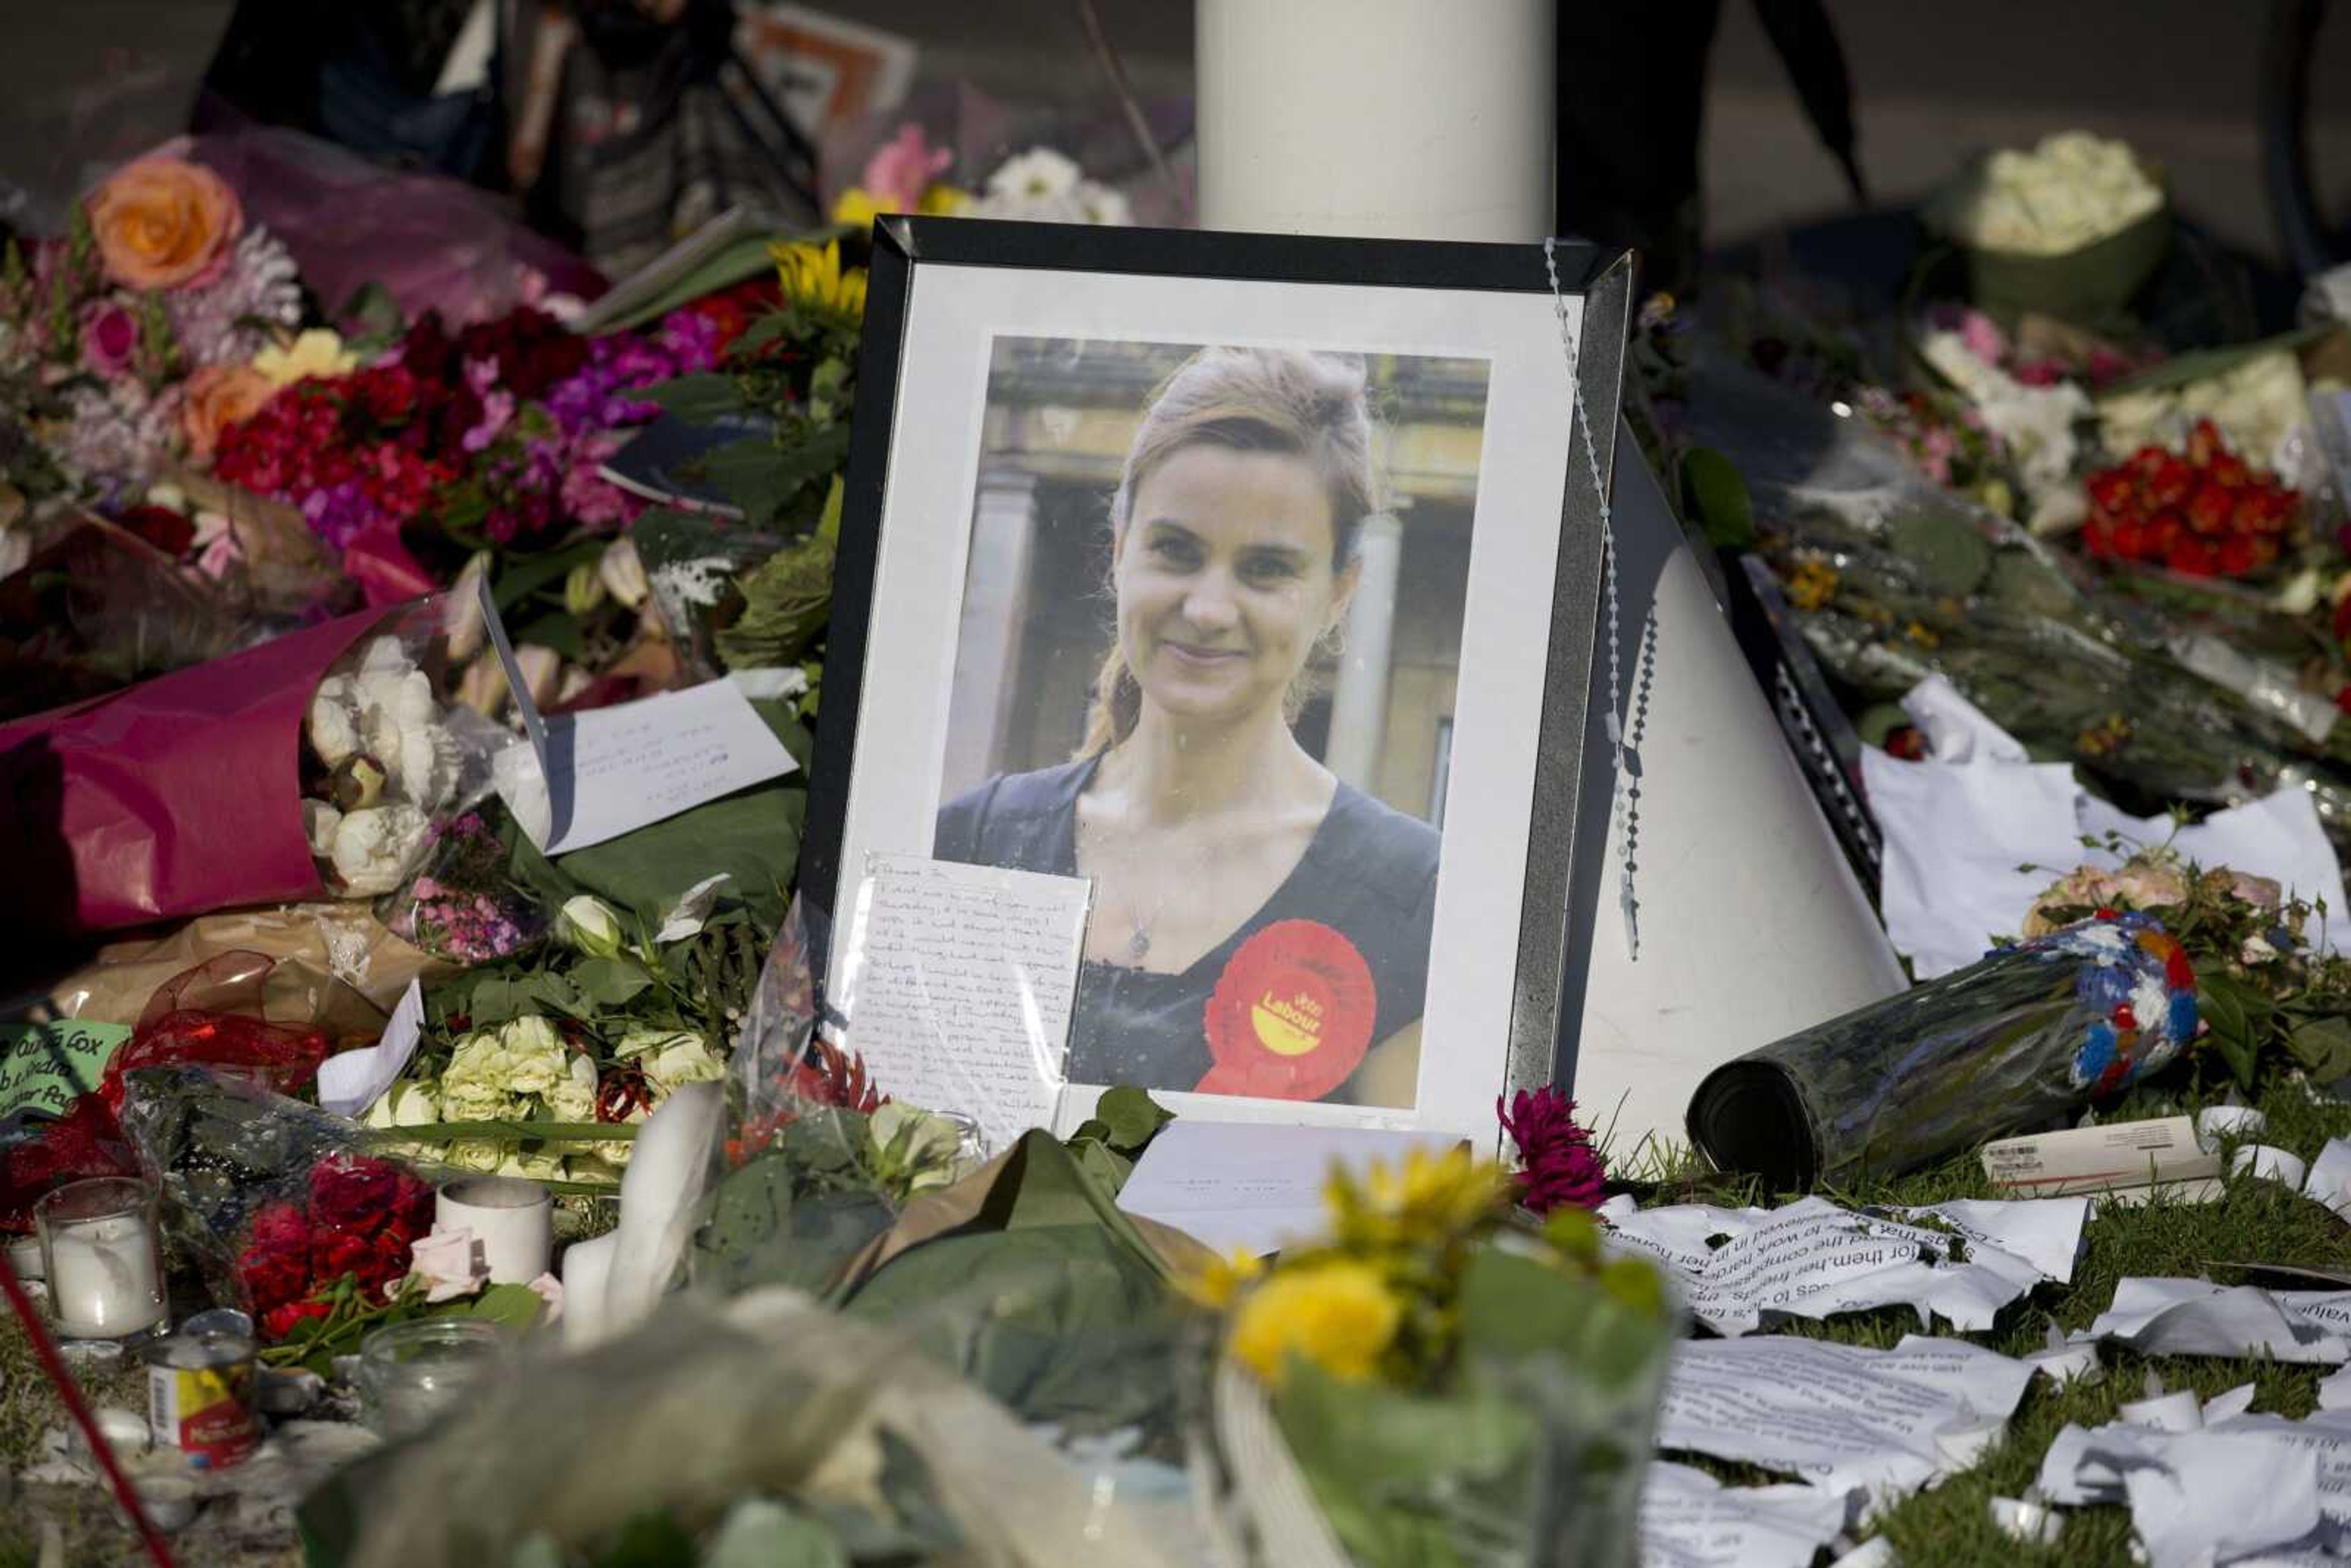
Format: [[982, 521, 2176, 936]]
[[1117, 1120, 1465, 1257], [317, 979, 424, 1119], [479, 572, 796, 853], [833, 854, 1092, 1151]]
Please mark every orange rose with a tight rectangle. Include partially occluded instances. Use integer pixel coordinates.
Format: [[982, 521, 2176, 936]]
[[180, 364, 275, 465], [86, 156, 242, 291]]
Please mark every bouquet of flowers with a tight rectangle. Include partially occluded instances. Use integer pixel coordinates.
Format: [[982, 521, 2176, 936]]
[[1187, 1149, 1674, 1568], [2080, 419, 2302, 579], [0, 148, 302, 506]]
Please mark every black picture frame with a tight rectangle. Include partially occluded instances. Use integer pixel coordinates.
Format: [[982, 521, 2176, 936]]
[[804, 214, 1634, 1115]]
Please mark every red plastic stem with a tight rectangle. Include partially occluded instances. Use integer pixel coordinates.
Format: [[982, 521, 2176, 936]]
[[0, 1257, 177, 1568]]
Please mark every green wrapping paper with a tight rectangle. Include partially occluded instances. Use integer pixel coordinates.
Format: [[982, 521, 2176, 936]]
[[1687, 914, 2199, 1188]]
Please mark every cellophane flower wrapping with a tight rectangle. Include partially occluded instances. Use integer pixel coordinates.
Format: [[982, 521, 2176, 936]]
[[1687, 359, 2351, 846], [298, 1286, 1203, 1568], [0, 950, 332, 1234], [116, 1060, 437, 1344], [0, 592, 506, 935]]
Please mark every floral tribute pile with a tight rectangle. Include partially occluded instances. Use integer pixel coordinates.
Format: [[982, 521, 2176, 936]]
[[236, 1155, 436, 1345], [2081, 420, 2301, 579]]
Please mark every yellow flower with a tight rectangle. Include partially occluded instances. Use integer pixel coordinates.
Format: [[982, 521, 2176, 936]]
[[918, 184, 971, 216], [831, 187, 884, 228], [770, 238, 867, 318], [252, 328, 359, 388], [1326, 1146, 1507, 1248], [1228, 1260, 1402, 1389], [1179, 1248, 1266, 1310]]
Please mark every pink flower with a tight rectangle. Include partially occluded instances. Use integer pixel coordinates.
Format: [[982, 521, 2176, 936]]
[[405, 1226, 488, 1304], [462, 388, 515, 453], [1497, 1087, 1605, 1215], [1958, 309, 2008, 367], [861, 124, 953, 214], [80, 299, 140, 377], [525, 1272, 564, 1321]]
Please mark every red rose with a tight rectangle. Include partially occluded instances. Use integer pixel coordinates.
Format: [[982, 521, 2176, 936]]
[[2086, 468, 2135, 515], [310, 1228, 373, 1288], [237, 1238, 311, 1313], [260, 1298, 333, 1344], [356, 365, 420, 424], [249, 1201, 310, 1251], [309, 1155, 404, 1229], [2166, 538, 2218, 577], [2217, 536, 2258, 576], [2146, 456, 2194, 510]]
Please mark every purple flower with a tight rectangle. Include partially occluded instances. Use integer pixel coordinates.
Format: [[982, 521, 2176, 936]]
[[1497, 1087, 1605, 1215]]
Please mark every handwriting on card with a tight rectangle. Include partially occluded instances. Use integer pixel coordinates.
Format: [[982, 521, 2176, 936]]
[[838, 855, 1092, 1150], [0, 1021, 130, 1122]]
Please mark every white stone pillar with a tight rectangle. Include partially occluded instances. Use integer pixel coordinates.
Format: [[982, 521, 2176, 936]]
[[940, 468, 1038, 800], [1324, 511, 1404, 789], [1195, 0, 1554, 242]]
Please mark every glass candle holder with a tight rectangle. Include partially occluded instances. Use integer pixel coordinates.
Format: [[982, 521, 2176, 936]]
[[356, 1318, 511, 1439], [36, 1177, 169, 1343]]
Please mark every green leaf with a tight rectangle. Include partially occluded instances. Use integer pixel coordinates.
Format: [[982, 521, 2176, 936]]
[[703, 424, 853, 523], [640, 372, 749, 422], [493, 538, 607, 613], [2289, 1016, 2351, 1080], [573, 956, 654, 1008], [464, 1283, 547, 1334], [1884, 511, 1993, 599], [511, 612, 587, 662], [589, 1509, 699, 1568], [1678, 447, 1758, 551], [705, 1499, 850, 1568], [1092, 1086, 1176, 1152]]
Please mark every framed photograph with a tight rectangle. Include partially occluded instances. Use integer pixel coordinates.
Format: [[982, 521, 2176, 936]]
[[806, 217, 1632, 1138]]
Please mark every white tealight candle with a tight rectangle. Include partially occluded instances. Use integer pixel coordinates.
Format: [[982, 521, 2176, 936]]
[[38, 1180, 168, 1343]]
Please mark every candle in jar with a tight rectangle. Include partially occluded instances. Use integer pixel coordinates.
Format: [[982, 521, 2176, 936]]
[[47, 1212, 167, 1340]]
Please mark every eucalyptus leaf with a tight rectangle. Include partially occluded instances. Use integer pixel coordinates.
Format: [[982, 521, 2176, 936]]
[[704, 1498, 849, 1568], [466, 1283, 549, 1334]]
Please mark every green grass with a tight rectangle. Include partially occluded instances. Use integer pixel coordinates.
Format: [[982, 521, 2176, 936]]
[[1644, 1076, 2351, 1566]]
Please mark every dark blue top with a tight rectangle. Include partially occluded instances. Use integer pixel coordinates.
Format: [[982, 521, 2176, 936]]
[[934, 756, 1442, 1097]]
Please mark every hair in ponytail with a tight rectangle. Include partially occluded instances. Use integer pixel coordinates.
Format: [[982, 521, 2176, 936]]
[[1074, 347, 1381, 759]]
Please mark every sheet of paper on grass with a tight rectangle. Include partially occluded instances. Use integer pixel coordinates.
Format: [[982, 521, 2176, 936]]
[[1599, 1192, 2085, 1337], [2076, 1277, 2351, 1364], [833, 854, 1091, 1152], [1864, 675, 2351, 978], [479, 573, 794, 853], [1117, 1121, 1465, 1257], [2038, 1405, 2351, 1568], [1981, 1116, 2224, 1204], [1638, 1461, 1853, 1568], [314, 980, 424, 1118], [0, 1019, 130, 1122], [1655, 1335, 2037, 1499]]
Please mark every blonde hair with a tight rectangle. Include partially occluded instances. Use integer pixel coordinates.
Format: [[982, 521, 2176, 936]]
[[1075, 347, 1380, 759]]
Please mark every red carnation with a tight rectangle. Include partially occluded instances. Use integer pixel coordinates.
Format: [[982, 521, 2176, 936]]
[[1497, 1087, 1606, 1215], [249, 1201, 310, 1251]]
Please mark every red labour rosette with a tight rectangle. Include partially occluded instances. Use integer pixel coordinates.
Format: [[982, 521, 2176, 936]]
[[1196, 920, 1378, 1100]]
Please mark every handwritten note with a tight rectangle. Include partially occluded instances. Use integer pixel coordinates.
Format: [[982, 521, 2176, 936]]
[[315, 980, 424, 1119], [834, 854, 1092, 1150], [493, 680, 797, 853], [1118, 1121, 1466, 1256], [0, 1021, 129, 1122], [479, 572, 793, 853]]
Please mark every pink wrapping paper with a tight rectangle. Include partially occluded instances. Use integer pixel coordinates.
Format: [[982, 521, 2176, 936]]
[[0, 608, 392, 936]]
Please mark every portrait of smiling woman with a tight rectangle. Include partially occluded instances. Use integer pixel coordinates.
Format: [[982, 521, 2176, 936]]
[[934, 342, 1491, 1108]]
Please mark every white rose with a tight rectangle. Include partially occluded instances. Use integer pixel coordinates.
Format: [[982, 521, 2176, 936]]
[[329, 804, 429, 895], [496, 1148, 567, 1182], [498, 1016, 567, 1097], [557, 895, 626, 958], [447, 1141, 504, 1174], [547, 1055, 598, 1123], [302, 798, 342, 857], [356, 635, 414, 678], [441, 1029, 504, 1089], [363, 1080, 440, 1129], [643, 1035, 726, 1094], [441, 1081, 516, 1123]]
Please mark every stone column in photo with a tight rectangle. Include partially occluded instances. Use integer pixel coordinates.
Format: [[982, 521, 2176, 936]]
[[939, 468, 1039, 799], [1323, 511, 1404, 790]]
